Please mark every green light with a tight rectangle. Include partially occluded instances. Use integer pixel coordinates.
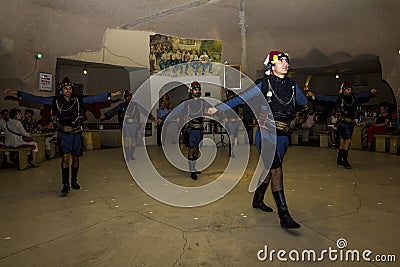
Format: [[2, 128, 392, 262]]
[[36, 53, 43, 59]]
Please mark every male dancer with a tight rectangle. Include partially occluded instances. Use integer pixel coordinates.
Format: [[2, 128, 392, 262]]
[[170, 81, 212, 180], [5, 77, 122, 195], [209, 51, 309, 228], [307, 81, 376, 168]]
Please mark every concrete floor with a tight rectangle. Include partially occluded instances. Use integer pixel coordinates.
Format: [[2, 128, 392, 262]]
[[0, 145, 399, 266]]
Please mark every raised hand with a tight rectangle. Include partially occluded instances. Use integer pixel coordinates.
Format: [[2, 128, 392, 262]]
[[4, 89, 18, 95], [111, 90, 123, 98], [305, 91, 314, 97], [207, 107, 218, 115]]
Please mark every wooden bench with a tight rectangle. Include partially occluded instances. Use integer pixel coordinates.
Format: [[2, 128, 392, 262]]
[[301, 128, 311, 142], [318, 131, 330, 148], [374, 134, 391, 153], [0, 145, 36, 170], [82, 131, 101, 151], [390, 134, 400, 154], [291, 129, 311, 144], [49, 139, 59, 159], [290, 130, 299, 145]]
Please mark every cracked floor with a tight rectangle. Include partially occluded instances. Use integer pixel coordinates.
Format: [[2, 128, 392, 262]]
[[0, 145, 399, 266]]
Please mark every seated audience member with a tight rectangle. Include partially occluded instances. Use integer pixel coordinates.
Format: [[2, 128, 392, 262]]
[[327, 110, 339, 148], [4, 108, 39, 167], [22, 108, 38, 133], [365, 105, 390, 151], [302, 110, 317, 129], [0, 109, 12, 165]]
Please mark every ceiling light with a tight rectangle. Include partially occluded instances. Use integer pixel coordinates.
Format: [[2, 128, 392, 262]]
[[83, 65, 88, 75]]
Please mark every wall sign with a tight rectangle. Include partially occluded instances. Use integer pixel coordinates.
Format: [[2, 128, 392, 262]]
[[39, 72, 52, 92]]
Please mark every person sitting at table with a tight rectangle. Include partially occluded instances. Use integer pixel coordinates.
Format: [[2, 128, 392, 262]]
[[301, 109, 317, 129], [364, 105, 390, 151], [22, 108, 38, 134], [0, 109, 12, 166], [4, 108, 39, 167]]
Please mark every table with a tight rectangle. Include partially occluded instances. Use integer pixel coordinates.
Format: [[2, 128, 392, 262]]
[[351, 125, 363, 150], [82, 131, 101, 150], [99, 129, 122, 147], [32, 132, 55, 163]]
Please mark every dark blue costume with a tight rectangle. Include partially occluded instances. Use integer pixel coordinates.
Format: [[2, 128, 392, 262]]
[[313, 84, 374, 168], [16, 85, 112, 195], [214, 50, 308, 229], [18, 91, 110, 156], [216, 75, 308, 169], [169, 81, 211, 180], [156, 104, 171, 146], [103, 98, 151, 160]]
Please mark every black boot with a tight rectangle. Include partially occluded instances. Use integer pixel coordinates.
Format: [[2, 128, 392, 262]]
[[71, 166, 80, 190], [337, 149, 344, 166], [342, 150, 352, 169], [190, 172, 198, 180], [273, 190, 300, 228], [252, 182, 273, 212], [61, 167, 70, 195]]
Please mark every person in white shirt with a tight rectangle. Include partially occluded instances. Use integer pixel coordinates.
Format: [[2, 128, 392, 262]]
[[327, 109, 339, 148], [5, 108, 39, 167], [301, 110, 317, 129]]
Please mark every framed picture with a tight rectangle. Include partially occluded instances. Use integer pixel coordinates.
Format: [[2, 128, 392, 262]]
[[224, 64, 242, 89], [39, 72, 52, 92]]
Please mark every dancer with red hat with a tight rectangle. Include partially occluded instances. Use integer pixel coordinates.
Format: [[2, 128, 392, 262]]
[[209, 51, 310, 228], [307, 81, 377, 168], [168, 81, 212, 180], [4, 77, 122, 196]]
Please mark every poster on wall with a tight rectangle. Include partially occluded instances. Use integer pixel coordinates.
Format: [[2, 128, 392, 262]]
[[39, 72, 52, 92], [149, 34, 222, 76]]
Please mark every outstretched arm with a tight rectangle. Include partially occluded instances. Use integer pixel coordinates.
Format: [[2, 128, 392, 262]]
[[208, 85, 261, 115], [4, 89, 53, 105], [354, 89, 377, 102], [306, 91, 339, 102], [4, 89, 17, 95], [102, 104, 122, 121], [82, 90, 123, 104]]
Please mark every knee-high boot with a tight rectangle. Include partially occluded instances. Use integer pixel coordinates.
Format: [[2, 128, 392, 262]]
[[337, 149, 344, 165], [188, 158, 197, 180], [61, 167, 70, 194], [131, 146, 136, 160], [124, 146, 131, 160], [252, 182, 273, 212], [71, 166, 80, 190], [192, 156, 201, 174], [229, 143, 235, 158], [342, 149, 352, 169], [273, 190, 300, 228]]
